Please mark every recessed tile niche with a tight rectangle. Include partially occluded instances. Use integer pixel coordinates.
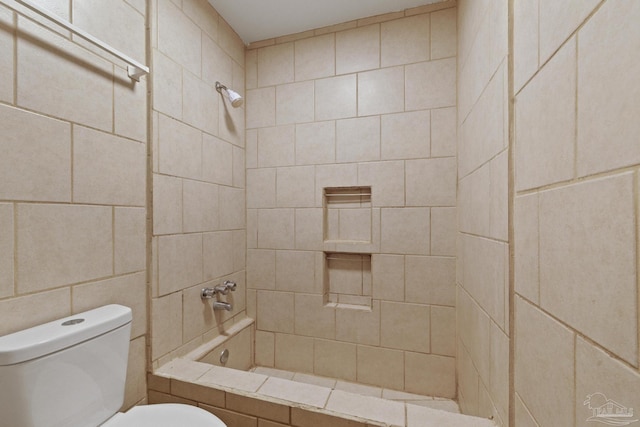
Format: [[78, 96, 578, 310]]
[[324, 186, 372, 243], [325, 252, 372, 308], [323, 187, 373, 309]]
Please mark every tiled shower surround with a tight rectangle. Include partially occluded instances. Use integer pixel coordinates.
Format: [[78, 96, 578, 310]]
[[245, 3, 458, 398], [149, 0, 248, 368], [0, 0, 639, 426]]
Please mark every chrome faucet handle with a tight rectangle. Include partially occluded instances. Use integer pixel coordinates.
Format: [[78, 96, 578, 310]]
[[214, 284, 229, 295], [215, 280, 237, 295], [223, 280, 237, 292], [201, 288, 216, 299]]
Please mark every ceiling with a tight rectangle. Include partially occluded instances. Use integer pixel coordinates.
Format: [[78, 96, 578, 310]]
[[207, 0, 446, 45]]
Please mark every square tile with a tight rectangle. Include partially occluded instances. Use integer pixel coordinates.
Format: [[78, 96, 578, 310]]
[[276, 81, 314, 125], [17, 204, 112, 293], [371, 254, 405, 302], [358, 66, 404, 116], [258, 209, 295, 249], [381, 301, 430, 352], [576, 337, 640, 427], [381, 208, 430, 255], [315, 75, 357, 121], [157, 233, 203, 295], [158, 114, 202, 180], [295, 34, 335, 81], [258, 125, 295, 168], [258, 43, 294, 87], [357, 161, 405, 207], [247, 87, 276, 129], [294, 294, 335, 339], [182, 180, 219, 232], [335, 300, 381, 346], [0, 105, 70, 202], [356, 345, 404, 390], [247, 249, 276, 290], [577, 0, 640, 176], [406, 158, 456, 207], [314, 339, 356, 381], [202, 134, 233, 186], [296, 121, 336, 165], [336, 25, 380, 74], [257, 291, 294, 333], [295, 208, 323, 250], [515, 297, 575, 427], [405, 352, 455, 398], [515, 38, 576, 191], [276, 250, 316, 293], [406, 58, 456, 110], [381, 111, 430, 160], [274, 333, 314, 372], [276, 166, 315, 208], [247, 168, 277, 208], [336, 116, 380, 163], [381, 14, 429, 67], [539, 173, 637, 364]]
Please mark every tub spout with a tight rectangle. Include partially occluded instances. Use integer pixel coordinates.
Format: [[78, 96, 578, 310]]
[[212, 301, 232, 311]]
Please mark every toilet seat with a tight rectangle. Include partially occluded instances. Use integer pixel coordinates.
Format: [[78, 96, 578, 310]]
[[102, 403, 226, 427]]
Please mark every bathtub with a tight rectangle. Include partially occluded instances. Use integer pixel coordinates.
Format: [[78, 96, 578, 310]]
[[149, 318, 496, 427]]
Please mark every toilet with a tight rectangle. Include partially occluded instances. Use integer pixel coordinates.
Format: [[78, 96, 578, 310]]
[[0, 305, 226, 427]]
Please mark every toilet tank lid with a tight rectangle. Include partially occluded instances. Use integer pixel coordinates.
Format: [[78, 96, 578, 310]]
[[0, 304, 132, 366]]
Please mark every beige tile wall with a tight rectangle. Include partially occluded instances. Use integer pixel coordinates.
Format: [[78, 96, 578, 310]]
[[456, 0, 509, 424], [0, 0, 147, 409], [150, 0, 247, 367], [513, 1, 640, 425], [247, 3, 458, 398]]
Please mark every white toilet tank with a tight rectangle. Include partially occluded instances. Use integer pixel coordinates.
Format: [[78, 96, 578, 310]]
[[0, 305, 132, 427]]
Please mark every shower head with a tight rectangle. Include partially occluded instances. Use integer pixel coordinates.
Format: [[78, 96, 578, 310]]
[[216, 81, 243, 108]]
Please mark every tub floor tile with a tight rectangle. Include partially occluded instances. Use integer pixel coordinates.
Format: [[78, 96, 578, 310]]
[[252, 366, 296, 380], [406, 404, 495, 427], [258, 376, 332, 408], [334, 380, 383, 397], [199, 365, 268, 392], [292, 372, 338, 389], [326, 389, 405, 426]]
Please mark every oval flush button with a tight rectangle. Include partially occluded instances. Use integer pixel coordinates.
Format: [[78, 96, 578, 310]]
[[62, 318, 85, 326]]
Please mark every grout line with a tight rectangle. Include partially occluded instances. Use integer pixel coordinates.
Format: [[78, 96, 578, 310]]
[[112, 206, 116, 276], [12, 202, 17, 296], [507, 0, 516, 424], [573, 34, 579, 180], [536, 193, 541, 305], [111, 65, 115, 134], [515, 164, 640, 198], [635, 169, 640, 371], [572, 333, 577, 427], [12, 8, 17, 105]]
